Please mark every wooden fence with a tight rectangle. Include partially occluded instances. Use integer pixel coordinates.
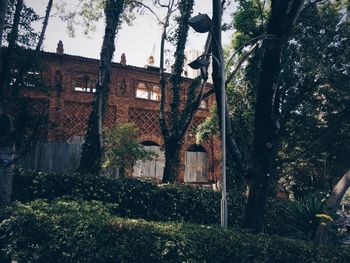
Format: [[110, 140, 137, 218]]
[[17, 142, 209, 183], [17, 141, 82, 174]]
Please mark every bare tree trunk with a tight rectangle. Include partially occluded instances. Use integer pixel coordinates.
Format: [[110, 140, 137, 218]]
[[325, 169, 350, 214], [79, 0, 124, 174], [243, 0, 304, 233], [314, 169, 350, 245], [35, 0, 53, 52]]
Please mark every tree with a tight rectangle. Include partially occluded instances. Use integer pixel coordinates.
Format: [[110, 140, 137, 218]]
[[0, 0, 53, 209], [77, 0, 160, 175], [159, 0, 210, 183], [102, 123, 157, 178], [0, 0, 9, 74], [0, 0, 23, 103], [225, 0, 350, 232], [78, 0, 125, 174]]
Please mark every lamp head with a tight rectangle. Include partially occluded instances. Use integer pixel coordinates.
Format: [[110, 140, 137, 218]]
[[188, 57, 210, 69], [188, 13, 213, 33]]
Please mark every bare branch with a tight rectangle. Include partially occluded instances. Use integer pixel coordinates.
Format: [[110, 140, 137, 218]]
[[201, 88, 215, 101], [301, 0, 328, 14], [225, 41, 259, 86], [128, 0, 163, 24], [225, 34, 275, 68], [159, 0, 175, 141]]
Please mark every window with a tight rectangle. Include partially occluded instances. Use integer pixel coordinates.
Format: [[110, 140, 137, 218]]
[[73, 72, 97, 93], [133, 141, 164, 180], [136, 82, 161, 101], [185, 144, 208, 183], [23, 71, 41, 88], [199, 99, 208, 110]]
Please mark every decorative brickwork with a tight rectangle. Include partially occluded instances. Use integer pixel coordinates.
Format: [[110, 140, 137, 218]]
[[22, 50, 221, 183], [129, 108, 161, 136], [188, 116, 206, 135], [104, 106, 117, 129], [63, 101, 91, 139]]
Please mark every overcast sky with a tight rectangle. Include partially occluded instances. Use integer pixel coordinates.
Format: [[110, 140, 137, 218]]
[[27, 0, 235, 67]]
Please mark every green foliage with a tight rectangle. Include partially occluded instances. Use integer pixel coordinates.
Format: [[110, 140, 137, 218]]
[[5, 0, 40, 48], [277, 1, 350, 197], [264, 197, 295, 236], [2, 199, 350, 262], [195, 106, 218, 144], [12, 168, 246, 226], [102, 123, 157, 177], [285, 194, 326, 240], [55, 0, 157, 37]]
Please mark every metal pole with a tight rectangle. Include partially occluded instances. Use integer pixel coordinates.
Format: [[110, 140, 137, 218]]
[[220, 43, 227, 230]]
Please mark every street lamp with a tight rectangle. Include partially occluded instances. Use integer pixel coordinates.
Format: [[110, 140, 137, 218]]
[[188, 13, 228, 229]]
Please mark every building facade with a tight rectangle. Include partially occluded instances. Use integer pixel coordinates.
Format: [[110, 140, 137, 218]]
[[21, 42, 221, 184]]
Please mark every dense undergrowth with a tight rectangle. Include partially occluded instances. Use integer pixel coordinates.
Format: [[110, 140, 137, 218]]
[[1, 199, 350, 263], [1, 168, 349, 262]]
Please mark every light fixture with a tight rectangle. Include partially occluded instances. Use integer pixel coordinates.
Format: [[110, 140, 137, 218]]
[[189, 12, 228, 230], [188, 13, 213, 33], [188, 57, 210, 69]]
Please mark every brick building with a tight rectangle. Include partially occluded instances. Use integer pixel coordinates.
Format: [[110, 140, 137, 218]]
[[22, 42, 221, 184]]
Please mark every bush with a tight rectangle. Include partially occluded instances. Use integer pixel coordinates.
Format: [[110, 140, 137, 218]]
[[1, 200, 350, 263], [12, 168, 246, 226], [264, 197, 295, 236]]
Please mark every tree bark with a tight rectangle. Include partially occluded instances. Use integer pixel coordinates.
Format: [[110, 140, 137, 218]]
[[243, 0, 304, 233], [0, 0, 23, 106], [314, 169, 350, 245], [35, 0, 53, 52], [0, 110, 15, 209], [0, 0, 9, 79], [79, 0, 124, 174], [162, 142, 181, 183], [159, 0, 197, 183], [326, 169, 350, 215]]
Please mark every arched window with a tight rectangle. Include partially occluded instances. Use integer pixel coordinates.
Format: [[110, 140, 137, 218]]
[[136, 82, 161, 101], [133, 141, 164, 180], [185, 144, 208, 182]]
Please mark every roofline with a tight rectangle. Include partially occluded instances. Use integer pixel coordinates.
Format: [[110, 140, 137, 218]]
[[40, 50, 211, 84]]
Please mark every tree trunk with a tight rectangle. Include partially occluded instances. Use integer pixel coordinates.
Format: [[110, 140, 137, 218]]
[[35, 0, 53, 52], [162, 141, 181, 183], [158, 0, 196, 183], [12, 0, 53, 96], [119, 162, 126, 178], [0, 111, 15, 209], [325, 169, 350, 214], [0, 0, 23, 105], [0, 0, 9, 78], [243, 0, 304, 233], [79, 0, 124, 174], [313, 169, 350, 245]]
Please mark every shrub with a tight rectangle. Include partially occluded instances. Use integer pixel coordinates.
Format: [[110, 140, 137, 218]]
[[264, 197, 295, 236], [12, 168, 246, 226], [1, 200, 350, 263]]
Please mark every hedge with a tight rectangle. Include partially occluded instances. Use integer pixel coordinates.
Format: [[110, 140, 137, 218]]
[[1, 199, 350, 263], [12, 168, 246, 226]]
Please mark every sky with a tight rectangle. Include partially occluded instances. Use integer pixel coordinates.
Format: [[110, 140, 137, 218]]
[[27, 0, 235, 68]]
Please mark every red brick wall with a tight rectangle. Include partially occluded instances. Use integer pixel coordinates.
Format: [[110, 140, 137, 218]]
[[26, 52, 221, 182]]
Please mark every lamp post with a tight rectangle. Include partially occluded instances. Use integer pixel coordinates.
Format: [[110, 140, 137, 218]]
[[188, 13, 228, 229]]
